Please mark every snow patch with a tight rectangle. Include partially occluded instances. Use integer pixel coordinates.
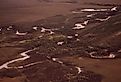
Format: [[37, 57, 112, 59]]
[[50, 31, 54, 35], [82, 20, 89, 25], [111, 7, 117, 11], [33, 26, 38, 30], [90, 52, 116, 59], [72, 11, 83, 14], [118, 49, 121, 52], [73, 23, 85, 30], [41, 27, 54, 34], [75, 34, 79, 37], [86, 14, 95, 17], [67, 36, 73, 39], [95, 16, 111, 21], [16, 30, 27, 36], [81, 9, 109, 12], [75, 66, 82, 74], [7, 26, 13, 31], [0, 28, 2, 31], [76, 38, 80, 41], [57, 42, 64, 46]]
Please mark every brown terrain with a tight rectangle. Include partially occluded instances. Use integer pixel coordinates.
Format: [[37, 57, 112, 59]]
[[0, 0, 121, 82]]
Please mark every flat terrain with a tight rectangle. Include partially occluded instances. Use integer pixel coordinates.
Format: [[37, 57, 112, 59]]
[[0, 0, 121, 82], [0, 0, 121, 24]]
